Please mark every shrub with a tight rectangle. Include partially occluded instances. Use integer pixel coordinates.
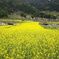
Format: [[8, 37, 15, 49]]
[[20, 12, 26, 17], [0, 9, 8, 18]]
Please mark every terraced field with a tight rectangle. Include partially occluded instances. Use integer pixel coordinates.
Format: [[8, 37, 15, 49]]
[[0, 20, 59, 59]]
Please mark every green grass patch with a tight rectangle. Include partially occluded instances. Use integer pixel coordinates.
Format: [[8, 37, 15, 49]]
[[41, 25, 59, 29]]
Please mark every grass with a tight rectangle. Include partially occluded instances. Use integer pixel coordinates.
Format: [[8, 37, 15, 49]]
[[0, 19, 59, 59], [41, 25, 59, 29], [39, 21, 59, 29]]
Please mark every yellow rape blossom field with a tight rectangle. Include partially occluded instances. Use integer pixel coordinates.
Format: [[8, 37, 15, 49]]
[[0, 20, 59, 59]]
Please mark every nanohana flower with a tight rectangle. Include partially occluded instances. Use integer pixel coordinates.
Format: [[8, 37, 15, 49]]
[[0, 20, 59, 59]]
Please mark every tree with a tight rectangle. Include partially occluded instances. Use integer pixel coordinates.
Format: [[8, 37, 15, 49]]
[[20, 12, 26, 17], [0, 9, 8, 18]]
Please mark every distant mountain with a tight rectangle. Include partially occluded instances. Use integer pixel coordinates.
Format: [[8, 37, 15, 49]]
[[0, 0, 59, 18], [22, 0, 49, 5], [22, 0, 59, 4], [22, 0, 59, 11], [0, 0, 39, 18]]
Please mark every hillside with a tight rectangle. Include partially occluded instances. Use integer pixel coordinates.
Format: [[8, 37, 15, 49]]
[[0, 0, 59, 18], [22, 0, 59, 11], [0, 0, 39, 18]]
